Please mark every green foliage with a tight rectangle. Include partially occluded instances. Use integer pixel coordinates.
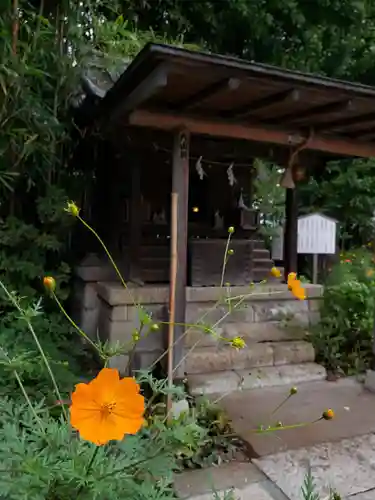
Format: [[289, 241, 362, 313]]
[[178, 397, 241, 470], [0, 307, 95, 401], [0, 395, 199, 500], [0, 186, 73, 302], [253, 159, 285, 244], [300, 160, 375, 248], [311, 248, 375, 374]]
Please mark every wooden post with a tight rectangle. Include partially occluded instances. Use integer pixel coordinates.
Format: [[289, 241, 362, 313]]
[[312, 253, 318, 284], [129, 160, 142, 283], [284, 187, 298, 280], [167, 192, 178, 415], [169, 128, 190, 379]]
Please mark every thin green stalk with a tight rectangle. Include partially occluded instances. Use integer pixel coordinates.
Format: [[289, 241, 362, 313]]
[[13, 369, 45, 435], [52, 291, 100, 355], [220, 233, 232, 288], [77, 446, 100, 497], [254, 419, 322, 434], [270, 393, 293, 417], [172, 293, 248, 376], [77, 215, 135, 303], [125, 323, 144, 373], [148, 305, 223, 370], [0, 280, 67, 421]]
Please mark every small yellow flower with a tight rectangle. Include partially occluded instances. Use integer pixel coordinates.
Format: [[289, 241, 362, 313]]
[[287, 272, 297, 290], [271, 267, 281, 278], [43, 276, 56, 292], [231, 337, 246, 350], [322, 408, 335, 420], [65, 200, 80, 217]]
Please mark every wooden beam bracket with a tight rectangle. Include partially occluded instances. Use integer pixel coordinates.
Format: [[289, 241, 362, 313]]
[[129, 109, 375, 158]]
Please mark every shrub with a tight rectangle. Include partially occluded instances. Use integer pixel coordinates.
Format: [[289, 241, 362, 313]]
[[312, 247, 375, 374]]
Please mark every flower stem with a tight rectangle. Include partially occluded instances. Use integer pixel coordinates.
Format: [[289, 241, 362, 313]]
[[13, 369, 46, 435], [77, 446, 100, 497], [77, 215, 134, 300], [52, 291, 100, 355], [220, 232, 232, 288]]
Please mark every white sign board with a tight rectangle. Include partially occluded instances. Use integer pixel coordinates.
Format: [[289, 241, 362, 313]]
[[297, 213, 336, 255]]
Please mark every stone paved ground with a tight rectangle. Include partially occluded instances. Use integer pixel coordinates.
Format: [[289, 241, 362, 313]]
[[174, 462, 288, 500], [219, 377, 375, 457], [255, 433, 375, 500], [174, 378, 375, 500]]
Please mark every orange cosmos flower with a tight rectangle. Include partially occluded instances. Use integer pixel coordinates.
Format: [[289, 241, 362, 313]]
[[70, 368, 145, 445], [290, 282, 306, 300], [287, 272, 305, 300]]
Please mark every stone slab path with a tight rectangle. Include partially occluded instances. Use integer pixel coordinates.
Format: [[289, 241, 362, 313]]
[[255, 433, 375, 500], [174, 462, 288, 500], [175, 378, 375, 500], [219, 377, 375, 457]]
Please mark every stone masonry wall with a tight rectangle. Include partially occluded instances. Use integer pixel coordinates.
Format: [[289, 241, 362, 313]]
[[185, 284, 322, 329], [94, 283, 323, 375]]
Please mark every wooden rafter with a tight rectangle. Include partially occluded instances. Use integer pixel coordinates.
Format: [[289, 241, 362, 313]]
[[109, 63, 169, 123], [318, 112, 375, 132], [172, 78, 241, 111], [128, 109, 375, 158], [225, 88, 300, 119], [271, 99, 354, 124]]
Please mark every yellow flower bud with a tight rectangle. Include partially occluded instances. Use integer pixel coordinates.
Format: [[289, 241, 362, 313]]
[[43, 276, 56, 292], [322, 408, 334, 420], [271, 267, 281, 278], [290, 386, 298, 395], [231, 337, 246, 350], [65, 201, 80, 217], [228, 226, 235, 234]]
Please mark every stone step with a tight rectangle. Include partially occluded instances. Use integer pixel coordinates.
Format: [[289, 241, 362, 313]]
[[185, 340, 315, 375], [185, 321, 306, 348], [252, 268, 274, 282], [253, 248, 272, 258], [188, 362, 327, 396]]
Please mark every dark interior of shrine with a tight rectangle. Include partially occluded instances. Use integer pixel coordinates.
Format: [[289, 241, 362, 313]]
[[74, 128, 282, 287]]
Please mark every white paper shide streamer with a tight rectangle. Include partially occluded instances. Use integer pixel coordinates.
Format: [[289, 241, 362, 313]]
[[227, 162, 237, 186], [195, 156, 206, 180]]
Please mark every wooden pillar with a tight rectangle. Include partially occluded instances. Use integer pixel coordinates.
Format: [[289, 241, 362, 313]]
[[128, 160, 142, 283], [283, 187, 298, 280], [170, 129, 190, 379]]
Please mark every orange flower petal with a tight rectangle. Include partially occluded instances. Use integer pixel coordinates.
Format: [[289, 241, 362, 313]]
[[69, 368, 145, 446]]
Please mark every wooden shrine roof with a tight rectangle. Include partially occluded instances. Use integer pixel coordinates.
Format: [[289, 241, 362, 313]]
[[88, 43, 375, 160]]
